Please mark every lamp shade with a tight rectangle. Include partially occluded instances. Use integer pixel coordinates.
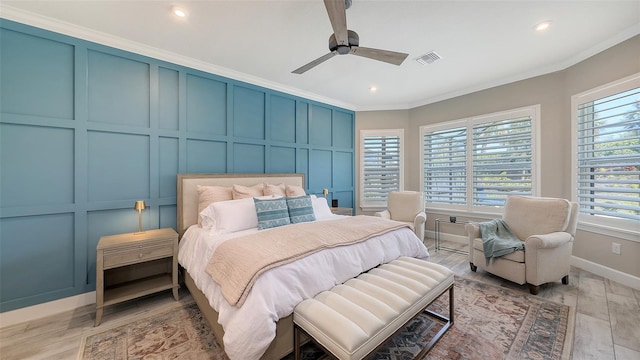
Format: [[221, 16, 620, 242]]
[[134, 201, 146, 211]]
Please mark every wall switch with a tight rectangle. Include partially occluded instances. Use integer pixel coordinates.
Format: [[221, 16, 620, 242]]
[[611, 242, 621, 255]]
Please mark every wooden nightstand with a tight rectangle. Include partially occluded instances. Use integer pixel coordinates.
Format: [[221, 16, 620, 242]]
[[95, 228, 179, 326], [331, 207, 353, 216]]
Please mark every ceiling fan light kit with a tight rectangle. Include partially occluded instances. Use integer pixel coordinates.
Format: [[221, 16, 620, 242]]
[[292, 0, 409, 74]]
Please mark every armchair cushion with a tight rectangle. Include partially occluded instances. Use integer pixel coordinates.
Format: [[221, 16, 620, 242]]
[[503, 196, 571, 240], [478, 219, 523, 265], [472, 237, 525, 262]]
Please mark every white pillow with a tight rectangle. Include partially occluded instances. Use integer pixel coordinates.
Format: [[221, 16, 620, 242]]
[[197, 185, 233, 225], [310, 195, 334, 220], [200, 196, 274, 233], [232, 184, 264, 199]]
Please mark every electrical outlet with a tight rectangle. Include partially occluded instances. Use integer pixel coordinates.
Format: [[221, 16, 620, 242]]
[[611, 242, 621, 255]]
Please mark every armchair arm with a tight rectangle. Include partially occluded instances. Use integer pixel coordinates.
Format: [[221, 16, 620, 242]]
[[465, 223, 480, 238], [413, 211, 426, 241], [525, 232, 574, 250], [375, 210, 391, 219], [465, 223, 481, 263], [525, 232, 574, 286]]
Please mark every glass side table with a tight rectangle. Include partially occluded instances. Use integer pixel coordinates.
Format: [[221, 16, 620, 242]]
[[434, 218, 471, 255]]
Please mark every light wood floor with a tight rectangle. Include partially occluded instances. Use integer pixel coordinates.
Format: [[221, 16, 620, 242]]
[[1, 240, 639, 360]]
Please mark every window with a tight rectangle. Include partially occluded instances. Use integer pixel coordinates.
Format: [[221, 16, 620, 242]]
[[572, 73, 640, 234], [421, 106, 539, 212], [422, 123, 467, 205], [360, 129, 403, 209], [472, 115, 534, 206]]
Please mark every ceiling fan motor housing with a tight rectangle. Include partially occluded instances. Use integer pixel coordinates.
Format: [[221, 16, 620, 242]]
[[329, 30, 359, 54]]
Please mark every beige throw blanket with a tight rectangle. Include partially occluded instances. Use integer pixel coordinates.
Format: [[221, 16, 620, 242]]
[[206, 216, 410, 306]]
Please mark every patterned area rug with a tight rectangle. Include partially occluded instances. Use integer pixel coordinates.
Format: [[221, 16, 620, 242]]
[[78, 277, 573, 360]]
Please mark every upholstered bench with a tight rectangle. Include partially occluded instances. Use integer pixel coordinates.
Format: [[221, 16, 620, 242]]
[[293, 257, 454, 360]]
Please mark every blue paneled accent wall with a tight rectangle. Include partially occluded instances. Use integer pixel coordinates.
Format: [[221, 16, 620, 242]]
[[0, 20, 355, 312]]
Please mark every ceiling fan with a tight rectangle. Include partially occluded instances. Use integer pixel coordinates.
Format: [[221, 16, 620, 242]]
[[292, 0, 409, 74]]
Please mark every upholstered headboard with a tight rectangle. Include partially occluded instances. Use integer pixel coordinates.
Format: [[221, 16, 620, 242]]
[[176, 173, 305, 237]]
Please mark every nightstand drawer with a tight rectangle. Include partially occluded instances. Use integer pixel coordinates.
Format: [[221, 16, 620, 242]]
[[103, 241, 173, 268]]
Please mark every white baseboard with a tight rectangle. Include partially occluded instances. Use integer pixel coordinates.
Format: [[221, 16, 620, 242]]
[[0, 291, 96, 328], [571, 256, 640, 290]]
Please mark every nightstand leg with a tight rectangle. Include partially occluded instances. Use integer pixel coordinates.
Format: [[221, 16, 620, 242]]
[[96, 247, 104, 326], [95, 307, 103, 326], [172, 256, 179, 300]]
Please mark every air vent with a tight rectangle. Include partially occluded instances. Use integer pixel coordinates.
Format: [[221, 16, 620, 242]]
[[416, 51, 441, 65]]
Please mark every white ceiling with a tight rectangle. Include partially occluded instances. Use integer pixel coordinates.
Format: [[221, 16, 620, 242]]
[[2, 1, 639, 111]]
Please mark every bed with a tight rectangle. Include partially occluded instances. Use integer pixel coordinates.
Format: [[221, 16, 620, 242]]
[[177, 173, 430, 360]]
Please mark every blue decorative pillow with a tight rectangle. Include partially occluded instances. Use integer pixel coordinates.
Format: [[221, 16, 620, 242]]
[[286, 195, 316, 224], [254, 197, 291, 230]]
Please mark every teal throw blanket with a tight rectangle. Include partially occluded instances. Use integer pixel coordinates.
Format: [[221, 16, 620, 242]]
[[478, 219, 523, 265]]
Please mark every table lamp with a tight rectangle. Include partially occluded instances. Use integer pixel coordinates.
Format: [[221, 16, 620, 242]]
[[134, 200, 146, 234]]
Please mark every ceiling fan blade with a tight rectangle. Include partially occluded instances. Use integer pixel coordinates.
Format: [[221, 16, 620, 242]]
[[350, 46, 409, 66], [292, 51, 338, 74], [324, 0, 348, 46]]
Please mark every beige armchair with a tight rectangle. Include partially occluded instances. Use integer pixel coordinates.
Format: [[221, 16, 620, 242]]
[[465, 195, 578, 295], [375, 191, 427, 241]]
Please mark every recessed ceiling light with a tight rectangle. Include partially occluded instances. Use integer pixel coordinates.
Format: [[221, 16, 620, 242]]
[[534, 20, 552, 32], [369, 86, 377, 93], [172, 6, 187, 18]]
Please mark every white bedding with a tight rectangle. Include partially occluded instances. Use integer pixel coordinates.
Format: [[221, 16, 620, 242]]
[[178, 217, 430, 360]]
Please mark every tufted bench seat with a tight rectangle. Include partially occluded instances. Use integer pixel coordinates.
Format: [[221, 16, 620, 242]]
[[293, 257, 454, 360]]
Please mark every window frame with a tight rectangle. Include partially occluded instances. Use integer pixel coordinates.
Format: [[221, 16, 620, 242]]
[[359, 129, 404, 211], [571, 72, 640, 241], [420, 105, 541, 214]]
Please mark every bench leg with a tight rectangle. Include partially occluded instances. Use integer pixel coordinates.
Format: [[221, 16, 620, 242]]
[[293, 325, 301, 360], [418, 284, 454, 358], [450, 284, 455, 324]]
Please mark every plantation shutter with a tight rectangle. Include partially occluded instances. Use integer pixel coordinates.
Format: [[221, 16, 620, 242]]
[[577, 87, 640, 221], [472, 116, 533, 206], [362, 134, 401, 206], [423, 127, 467, 205]]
